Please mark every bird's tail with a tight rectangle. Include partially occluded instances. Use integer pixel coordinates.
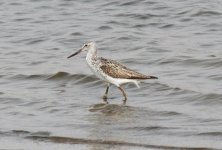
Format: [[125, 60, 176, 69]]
[[149, 76, 158, 79]]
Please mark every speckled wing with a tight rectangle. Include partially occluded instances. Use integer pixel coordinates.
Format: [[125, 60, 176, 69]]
[[99, 58, 157, 79]]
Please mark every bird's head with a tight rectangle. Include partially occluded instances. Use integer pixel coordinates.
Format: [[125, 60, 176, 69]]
[[67, 42, 96, 58]]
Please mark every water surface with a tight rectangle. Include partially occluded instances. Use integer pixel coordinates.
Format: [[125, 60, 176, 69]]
[[1, 0, 222, 149]]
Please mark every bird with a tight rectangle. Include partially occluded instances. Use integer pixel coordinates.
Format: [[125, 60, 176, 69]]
[[67, 42, 157, 104]]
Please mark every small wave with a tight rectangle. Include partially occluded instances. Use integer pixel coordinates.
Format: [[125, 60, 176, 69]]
[[14, 18, 32, 22], [26, 39, 46, 45], [157, 58, 182, 65], [0, 130, 50, 137], [155, 77, 222, 97], [132, 24, 148, 28], [191, 10, 221, 17], [47, 72, 99, 85], [197, 132, 222, 137], [209, 74, 222, 81], [47, 72, 71, 80], [11, 130, 50, 137], [106, 20, 127, 26], [25, 134, 213, 150], [191, 93, 222, 105], [9, 2, 22, 6], [9, 72, 98, 82], [123, 126, 172, 131], [70, 32, 83, 36], [176, 10, 190, 15], [30, 131, 51, 136], [180, 18, 192, 22], [115, 13, 165, 20], [116, 36, 131, 41], [101, 1, 119, 7], [98, 25, 113, 30], [184, 58, 222, 68], [119, 1, 139, 6], [158, 110, 183, 116], [0, 129, 216, 149], [10, 74, 49, 80], [12, 130, 30, 135], [159, 24, 174, 29], [7, 72, 104, 87], [157, 57, 222, 68]]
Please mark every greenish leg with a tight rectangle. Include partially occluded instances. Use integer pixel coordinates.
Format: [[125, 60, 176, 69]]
[[103, 84, 110, 103], [118, 86, 127, 104]]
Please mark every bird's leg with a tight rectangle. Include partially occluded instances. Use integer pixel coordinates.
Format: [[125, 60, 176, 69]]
[[102, 83, 110, 103], [118, 85, 127, 104]]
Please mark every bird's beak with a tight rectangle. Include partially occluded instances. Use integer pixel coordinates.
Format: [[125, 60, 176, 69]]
[[67, 48, 83, 59]]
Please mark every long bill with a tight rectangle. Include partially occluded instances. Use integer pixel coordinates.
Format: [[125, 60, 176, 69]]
[[67, 48, 82, 58]]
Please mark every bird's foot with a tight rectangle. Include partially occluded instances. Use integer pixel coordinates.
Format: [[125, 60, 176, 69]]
[[122, 99, 127, 105], [102, 95, 109, 104], [103, 95, 107, 100]]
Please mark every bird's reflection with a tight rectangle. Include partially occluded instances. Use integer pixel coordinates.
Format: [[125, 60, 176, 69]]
[[89, 102, 132, 115], [87, 101, 135, 150]]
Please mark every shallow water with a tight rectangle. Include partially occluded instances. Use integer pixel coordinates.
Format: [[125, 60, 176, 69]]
[[1, 0, 222, 149]]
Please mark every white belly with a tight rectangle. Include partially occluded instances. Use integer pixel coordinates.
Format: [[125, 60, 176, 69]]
[[86, 57, 139, 88]]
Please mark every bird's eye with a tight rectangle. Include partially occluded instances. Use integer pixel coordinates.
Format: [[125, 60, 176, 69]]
[[85, 44, 88, 47]]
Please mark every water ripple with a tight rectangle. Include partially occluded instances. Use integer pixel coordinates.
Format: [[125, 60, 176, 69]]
[[191, 10, 222, 17], [0, 130, 215, 150], [1, 0, 222, 149]]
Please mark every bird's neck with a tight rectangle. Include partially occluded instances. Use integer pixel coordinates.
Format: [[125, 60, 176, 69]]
[[86, 47, 97, 61]]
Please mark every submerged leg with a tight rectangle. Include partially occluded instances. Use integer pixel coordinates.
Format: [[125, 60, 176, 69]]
[[118, 86, 127, 104], [102, 83, 110, 103]]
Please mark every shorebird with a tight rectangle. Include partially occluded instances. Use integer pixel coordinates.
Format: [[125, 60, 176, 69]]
[[68, 42, 157, 104]]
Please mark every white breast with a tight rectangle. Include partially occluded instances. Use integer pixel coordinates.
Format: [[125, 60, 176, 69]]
[[86, 57, 106, 81]]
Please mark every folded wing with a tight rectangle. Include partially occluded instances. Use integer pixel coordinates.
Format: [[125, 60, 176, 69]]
[[99, 58, 157, 79]]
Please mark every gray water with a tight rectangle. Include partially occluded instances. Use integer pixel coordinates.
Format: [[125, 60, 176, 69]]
[[1, 0, 222, 149]]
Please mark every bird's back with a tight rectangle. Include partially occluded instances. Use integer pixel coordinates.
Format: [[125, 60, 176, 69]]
[[98, 57, 157, 80]]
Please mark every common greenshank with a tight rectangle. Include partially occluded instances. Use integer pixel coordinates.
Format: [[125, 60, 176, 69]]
[[68, 42, 157, 104]]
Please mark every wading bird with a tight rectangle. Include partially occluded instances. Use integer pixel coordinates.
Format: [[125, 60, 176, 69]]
[[68, 42, 157, 104]]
